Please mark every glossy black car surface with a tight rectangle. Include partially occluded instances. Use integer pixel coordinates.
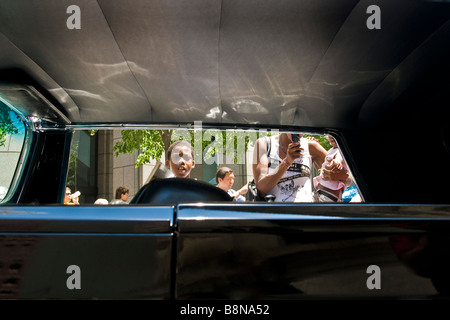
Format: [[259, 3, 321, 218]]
[[1, 1, 450, 300]]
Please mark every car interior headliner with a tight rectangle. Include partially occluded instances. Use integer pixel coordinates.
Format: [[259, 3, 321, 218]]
[[0, 0, 449, 130]]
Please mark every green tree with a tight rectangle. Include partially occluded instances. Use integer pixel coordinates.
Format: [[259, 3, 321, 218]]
[[66, 140, 79, 188], [113, 128, 270, 168], [113, 129, 173, 167], [0, 103, 20, 147], [305, 134, 332, 151]]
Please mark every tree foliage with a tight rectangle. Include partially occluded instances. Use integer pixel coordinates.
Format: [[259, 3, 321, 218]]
[[0, 103, 20, 147], [305, 134, 332, 151], [113, 129, 270, 168], [112, 128, 335, 169], [113, 129, 172, 167]]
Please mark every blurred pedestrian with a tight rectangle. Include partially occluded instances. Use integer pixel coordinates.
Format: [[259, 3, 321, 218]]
[[216, 167, 248, 202], [110, 186, 129, 204], [64, 187, 80, 205]]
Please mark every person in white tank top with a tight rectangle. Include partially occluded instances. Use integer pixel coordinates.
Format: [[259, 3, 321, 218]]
[[266, 136, 313, 202], [252, 133, 348, 202]]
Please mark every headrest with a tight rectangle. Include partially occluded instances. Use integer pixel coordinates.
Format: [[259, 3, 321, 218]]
[[130, 178, 232, 204]]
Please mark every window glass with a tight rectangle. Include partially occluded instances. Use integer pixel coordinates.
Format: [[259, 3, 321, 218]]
[[65, 127, 362, 205], [0, 100, 27, 202]]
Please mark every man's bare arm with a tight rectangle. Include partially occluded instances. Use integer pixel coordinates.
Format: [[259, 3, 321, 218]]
[[308, 140, 327, 170], [252, 137, 301, 197]]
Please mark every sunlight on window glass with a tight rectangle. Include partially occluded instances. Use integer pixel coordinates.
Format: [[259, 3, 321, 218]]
[[0, 100, 26, 202]]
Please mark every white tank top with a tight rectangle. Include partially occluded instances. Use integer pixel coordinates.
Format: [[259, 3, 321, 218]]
[[266, 136, 313, 202]]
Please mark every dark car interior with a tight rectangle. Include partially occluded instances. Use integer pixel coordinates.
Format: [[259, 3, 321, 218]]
[[1, 1, 449, 205]]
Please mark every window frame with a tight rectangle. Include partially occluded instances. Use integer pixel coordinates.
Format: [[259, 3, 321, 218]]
[[63, 124, 365, 205]]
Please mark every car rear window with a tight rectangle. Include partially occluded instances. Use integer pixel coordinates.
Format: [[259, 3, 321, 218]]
[[64, 126, 362, 205]]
